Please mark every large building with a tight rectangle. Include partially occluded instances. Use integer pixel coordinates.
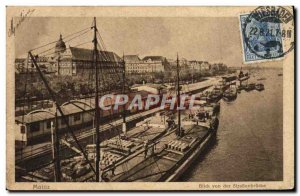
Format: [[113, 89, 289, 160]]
[[189, 60, 211, 71], [124, 55, 167, 73], [211, 63, 228, 72], [124, 55, 146, 73], [167, 58, 190, 71], [189, 60, 201, 71], [200, 61, 211, 70], [16, 56, 54, 74], [142, 56, 168, 72], [45, 34, 124, 76], [57, 47, 123, 76]]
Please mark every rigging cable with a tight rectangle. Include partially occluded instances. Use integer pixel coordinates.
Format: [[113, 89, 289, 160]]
[[41, 40, 92, 57], [19, 53, 31, 161], [30, 26, 92, 52], [96, 41, 122, 88], [36, 28, 92, 56], [94, 33, 130, 172], [28, 52, 97, 175]]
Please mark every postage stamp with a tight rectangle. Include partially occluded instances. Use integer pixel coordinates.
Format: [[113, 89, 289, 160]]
[[6, 6, 295, 191], [240, 6, 294, 62]]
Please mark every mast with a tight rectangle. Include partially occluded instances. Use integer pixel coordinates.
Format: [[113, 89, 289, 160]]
[[176, 54, 181, 135], [51, 108, 61, 182], [28, 51, 96, 180], [93, 17, 101, 182], [122, 53, 127, 135], [192, 63, 194, 84]]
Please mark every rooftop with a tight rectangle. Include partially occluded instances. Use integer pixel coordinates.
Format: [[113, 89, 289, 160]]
[[69, 47, 123, 62], [142, 56, 166, 62], [15, 90, 154, 124], [124, 55, 141, 62]]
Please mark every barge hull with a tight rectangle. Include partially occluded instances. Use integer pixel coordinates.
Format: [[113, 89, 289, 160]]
[[113, 125, 217, 182], [165, 131, 216, 181]]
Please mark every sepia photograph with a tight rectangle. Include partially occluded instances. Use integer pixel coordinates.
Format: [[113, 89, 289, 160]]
[[6, 6, 295, 191]]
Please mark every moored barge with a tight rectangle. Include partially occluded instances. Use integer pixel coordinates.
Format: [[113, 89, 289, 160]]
[[223, 87, 237, 102], [112, 109, 219, 182], [255, 83, 264, 91]]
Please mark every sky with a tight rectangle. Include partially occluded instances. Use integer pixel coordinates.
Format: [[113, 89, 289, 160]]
[[14, 17, 282, 67]]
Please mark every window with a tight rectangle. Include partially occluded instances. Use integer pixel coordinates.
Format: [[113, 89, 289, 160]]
[[61, 118, 68, 126], [20, 125, 26, 134], [46, 120, 52, 129], [30, 122, 40, 133], [74, 113, 81, 122]]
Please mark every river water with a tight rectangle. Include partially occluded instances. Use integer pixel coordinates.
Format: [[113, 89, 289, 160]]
[[182, 68, 283, 182]]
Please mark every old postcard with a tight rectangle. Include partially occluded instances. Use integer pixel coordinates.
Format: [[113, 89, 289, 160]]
[[6, 6, 295, 191]]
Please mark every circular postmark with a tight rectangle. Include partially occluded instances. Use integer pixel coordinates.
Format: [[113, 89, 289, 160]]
[[242, 6, 294, 59]]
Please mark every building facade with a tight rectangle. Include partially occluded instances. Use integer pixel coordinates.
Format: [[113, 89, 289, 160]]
[[200, 61, 211, 70], [189, 60, 211, 71], [211, 63, 228, 72], [124, 55, 167, 74], [50, 34, 124, 76]]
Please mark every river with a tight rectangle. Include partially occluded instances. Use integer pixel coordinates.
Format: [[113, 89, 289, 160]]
[[182, 68, 283, 182]]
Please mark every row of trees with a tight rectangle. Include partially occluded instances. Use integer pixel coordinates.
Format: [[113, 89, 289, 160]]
[[15, 66, 233, 105], [15, 74, 123, 106], [126, 68, 227, 85]]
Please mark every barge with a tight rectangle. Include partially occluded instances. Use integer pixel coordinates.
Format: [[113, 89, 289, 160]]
[[112, 106, 219, 182], [255, 83, 265, 91], [223, 87, 237, 102]]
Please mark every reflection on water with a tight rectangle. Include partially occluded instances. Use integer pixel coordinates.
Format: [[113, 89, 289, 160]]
[[182, 68, 283, 182]]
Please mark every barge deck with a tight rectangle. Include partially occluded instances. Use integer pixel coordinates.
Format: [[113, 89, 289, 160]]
[[112, 123, 215, 182]]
